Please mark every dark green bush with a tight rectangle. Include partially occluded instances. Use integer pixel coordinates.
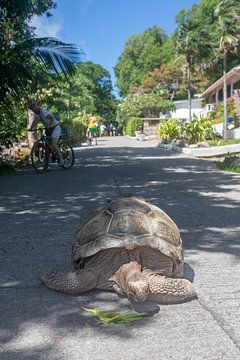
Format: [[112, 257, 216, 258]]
[[62, 118, 86, 144]]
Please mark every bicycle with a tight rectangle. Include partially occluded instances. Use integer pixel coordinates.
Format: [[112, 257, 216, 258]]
[[29, 127, 75, 173]]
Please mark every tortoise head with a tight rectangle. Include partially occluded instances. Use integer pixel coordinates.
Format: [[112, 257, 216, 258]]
[[126, 273, 149, 303]]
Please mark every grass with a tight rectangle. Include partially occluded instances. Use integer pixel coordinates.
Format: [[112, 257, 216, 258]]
[[216, 162, 240, 173], [215, 153, 240, 173], [208, 139, 240, 147]]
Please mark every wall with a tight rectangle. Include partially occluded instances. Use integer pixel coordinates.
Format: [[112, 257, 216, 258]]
[[143, 119, 160, 135], [170, 99, 207, 120]]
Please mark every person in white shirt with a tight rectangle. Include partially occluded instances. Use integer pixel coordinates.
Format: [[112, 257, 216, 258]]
[[29, 102, 64, 166]]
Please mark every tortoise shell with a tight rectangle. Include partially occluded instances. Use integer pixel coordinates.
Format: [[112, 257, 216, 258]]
[[72, 196, 183, 275]]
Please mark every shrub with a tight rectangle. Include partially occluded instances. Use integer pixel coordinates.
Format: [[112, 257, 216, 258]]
[[62, 116, 86, 144], [211, 99, 235, 125], [157, 119, 181, 142], [125, 117, 143, 136], [184, 115, 215, 144], [217, 153, 240, 173]]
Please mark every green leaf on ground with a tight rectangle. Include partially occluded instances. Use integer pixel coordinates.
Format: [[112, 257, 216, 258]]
[[81, 307, 147, 324]]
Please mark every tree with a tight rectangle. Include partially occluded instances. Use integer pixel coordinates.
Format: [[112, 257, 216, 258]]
[[0, 1, 82, 107], [114, 26, 173, 96], [37, 62, 116, 123], [181, 0, 240, 82], [174, 9, 214, 121], [215, 0, 240, 141], [79, 62, 116, 121], [0, 0, 83, 149], [117, 94, 175, 124]]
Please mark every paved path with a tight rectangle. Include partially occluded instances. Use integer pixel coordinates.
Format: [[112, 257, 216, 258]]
[[1, 136, 240, 360]]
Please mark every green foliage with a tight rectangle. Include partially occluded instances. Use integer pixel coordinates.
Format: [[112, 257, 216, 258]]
[[0, 60, 116, 151], [215, 0, 240, 54], [217, 153, 240, 173], [177, 0, 240, 83], [211, 99, 235, 125], [125, 117, 143, 136], [114, 0, 240, 101], [184, 115, 215, 144], [37, 62, 116, 122], [174, 8, 214, 70], [62, 114, 87, 144], [114, 26, 172, 96], [208, 139, 240, 146], [157, 119, 181, 142], [81, 307, 147, 325], [118, 94, 175, 120], [0, 0, 82, 108], [0, 100, 27, 148]]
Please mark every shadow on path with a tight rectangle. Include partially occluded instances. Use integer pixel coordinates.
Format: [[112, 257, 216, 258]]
[[0, 138, 239, 358]]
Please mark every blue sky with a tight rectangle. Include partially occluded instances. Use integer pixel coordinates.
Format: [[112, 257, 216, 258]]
[[31, 0, 198, 94]]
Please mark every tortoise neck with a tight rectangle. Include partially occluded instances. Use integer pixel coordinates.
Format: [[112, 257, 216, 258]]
[[114, 261, 142, 291]]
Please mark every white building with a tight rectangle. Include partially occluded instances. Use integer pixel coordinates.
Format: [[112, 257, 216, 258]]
[[170, 98, 210, 121]]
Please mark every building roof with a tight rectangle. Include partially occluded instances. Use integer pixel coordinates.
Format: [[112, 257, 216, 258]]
[[201, 65, 240, 97]]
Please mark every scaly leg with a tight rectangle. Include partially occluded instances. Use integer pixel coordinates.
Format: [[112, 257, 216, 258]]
[[41, 269, 98, 295], [143, 269, 197, 303]]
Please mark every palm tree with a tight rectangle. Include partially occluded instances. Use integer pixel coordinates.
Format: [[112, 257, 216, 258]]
[[0, 36, 83, 147], [174, 10, 214, 122], [0, 37, 83, 105], [215, 0, 240, 141]]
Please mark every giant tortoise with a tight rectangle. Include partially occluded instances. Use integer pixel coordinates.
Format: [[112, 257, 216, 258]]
[[42, 196, 197, 303]]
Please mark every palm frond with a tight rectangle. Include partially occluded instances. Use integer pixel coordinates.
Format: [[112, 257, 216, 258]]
[[0, 37, 84, 105], [27, 37, 84, 76]]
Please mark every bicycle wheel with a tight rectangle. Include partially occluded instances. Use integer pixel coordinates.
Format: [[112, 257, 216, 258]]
[[59, 138, 75, 169], [30, 141, 49, 173]]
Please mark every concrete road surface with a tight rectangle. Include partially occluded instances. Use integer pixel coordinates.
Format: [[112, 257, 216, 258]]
[[0, 136, 240, 360]]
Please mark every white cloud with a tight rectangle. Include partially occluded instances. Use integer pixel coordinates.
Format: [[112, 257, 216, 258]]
[[30, 13, 62, 38]]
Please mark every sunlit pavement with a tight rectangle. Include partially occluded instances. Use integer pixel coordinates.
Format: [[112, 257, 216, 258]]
[[1, 136, 240, 360]]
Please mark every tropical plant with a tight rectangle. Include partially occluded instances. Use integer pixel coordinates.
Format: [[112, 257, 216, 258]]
[[211, 99, 235, 125], [174, 9, 214, 121], [184, 115, 215, 144], [0, 0, 83, 153], [1, 37, 82, 106], [214, 0, 240, 141], [157, 119, 181, 143], [125, 117, 143, 136], [0, 0, 83, 106]]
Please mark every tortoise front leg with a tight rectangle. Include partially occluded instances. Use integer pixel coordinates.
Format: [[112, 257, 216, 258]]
[[143, 269, 197, 303], [41, 269, 98, 295]]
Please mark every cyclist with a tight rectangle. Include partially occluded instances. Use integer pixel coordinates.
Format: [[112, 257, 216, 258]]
[[28, 102, 64, 166], [86, 114, 98, 145]]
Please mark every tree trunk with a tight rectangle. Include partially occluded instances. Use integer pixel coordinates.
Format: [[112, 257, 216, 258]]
[[67, 98, 71, 120], [187, 64, 192, 122], [223, 51, 228, 142], [27, 109, 37, 148]]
